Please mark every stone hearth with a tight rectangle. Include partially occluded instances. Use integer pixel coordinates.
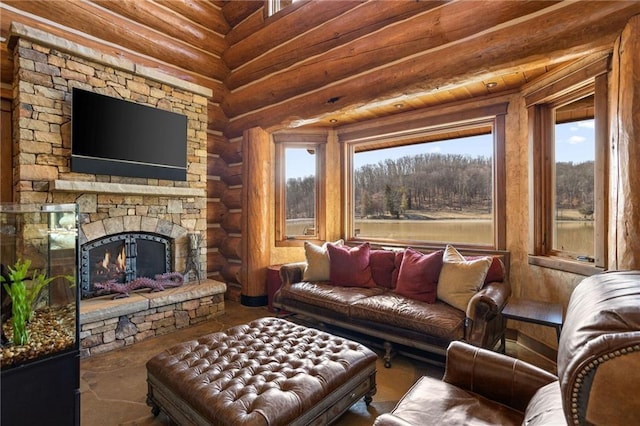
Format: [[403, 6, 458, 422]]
[[80, 279, 226, 357]]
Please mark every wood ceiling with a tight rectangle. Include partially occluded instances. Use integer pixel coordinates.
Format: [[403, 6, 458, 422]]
[[1, 1, 639, 138]]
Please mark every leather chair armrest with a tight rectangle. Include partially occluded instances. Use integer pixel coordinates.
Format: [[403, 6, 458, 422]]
[[279, 262, 306, 287], [465, 280, 511, 346], [443, 341, 557, 413]]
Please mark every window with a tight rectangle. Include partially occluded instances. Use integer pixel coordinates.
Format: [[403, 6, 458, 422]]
[[340, 103, 507, 249], [553, 97, 595, 257], [274, 132, 326, 244], [527, 58, 608, 272], [267, 0, 299, 16]]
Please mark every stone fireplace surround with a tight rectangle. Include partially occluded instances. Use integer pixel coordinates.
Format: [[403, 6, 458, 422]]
[[9, 24, 224, 356]]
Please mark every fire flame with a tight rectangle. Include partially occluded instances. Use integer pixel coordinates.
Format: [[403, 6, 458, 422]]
[[116, 245, 126, 270], [101, 251, 111, 270]]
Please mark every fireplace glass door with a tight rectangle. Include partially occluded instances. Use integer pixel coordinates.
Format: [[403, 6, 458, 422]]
[[80, 233, 172, 298]]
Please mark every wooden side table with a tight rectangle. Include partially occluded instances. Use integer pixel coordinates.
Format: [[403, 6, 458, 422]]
[[501, 297, 563, 350]]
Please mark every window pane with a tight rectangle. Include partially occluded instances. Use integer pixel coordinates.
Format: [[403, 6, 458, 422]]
[[268, 0, 296, 16], [285, 147, 316, 237], [353, 133, 494, 245], [553, 97, 595, 257]]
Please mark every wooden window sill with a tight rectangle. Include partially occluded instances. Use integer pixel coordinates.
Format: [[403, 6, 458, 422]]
[[528, 255, 603, 276]]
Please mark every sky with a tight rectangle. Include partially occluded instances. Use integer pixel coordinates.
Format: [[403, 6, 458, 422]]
[[285, 119, 595, 179]]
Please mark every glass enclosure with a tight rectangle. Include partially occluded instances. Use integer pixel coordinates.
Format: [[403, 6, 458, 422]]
[[0, 203, 78, 369]]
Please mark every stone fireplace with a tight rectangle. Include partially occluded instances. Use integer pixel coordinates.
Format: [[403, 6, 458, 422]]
[[9, 24, 225, 356]]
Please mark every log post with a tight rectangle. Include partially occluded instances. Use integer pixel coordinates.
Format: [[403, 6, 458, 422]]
[[240, 127, 271, 306], [609, 14, 640, 269]]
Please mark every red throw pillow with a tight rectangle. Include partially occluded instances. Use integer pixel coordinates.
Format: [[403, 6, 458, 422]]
[[391, 250, 404, 289], [394, 248, 444, 303], [369, 249, 397, 288], [467, 255, 505, 283], [327, 242, 376, 288]]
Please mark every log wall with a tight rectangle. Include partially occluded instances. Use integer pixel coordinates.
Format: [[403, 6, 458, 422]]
[[1, 1, 640, 309]]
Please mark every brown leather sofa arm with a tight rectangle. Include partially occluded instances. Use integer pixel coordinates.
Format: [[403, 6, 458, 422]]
[[465, 280, 511, 346], [278, 262, 306, 287], [443, 341, 557, 413]]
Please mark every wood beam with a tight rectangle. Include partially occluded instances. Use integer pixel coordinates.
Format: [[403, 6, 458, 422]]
[[221, 0, 262, 29], [223, 0, 362, 69], [225, 0, 446, 90], [154, 0, 230, 35], [224, 2, 640, 138], [91, 0, 227, 56], [610, 14, 640, 269], [240, 127, 271, 305], [1, 0, 228, 82], [223, 1, 563, 117]]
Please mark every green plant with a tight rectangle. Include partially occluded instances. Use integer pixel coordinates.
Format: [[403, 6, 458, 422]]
[[0, 259, 73, 346], [1, 259, 31, 345]]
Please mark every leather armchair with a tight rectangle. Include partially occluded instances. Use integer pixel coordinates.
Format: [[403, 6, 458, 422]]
[[375, 270, 640, 426]]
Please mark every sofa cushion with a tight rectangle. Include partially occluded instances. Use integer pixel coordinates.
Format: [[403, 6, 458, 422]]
[[437, 245, 492, 311], [327, 242, 376, 288], [369, 249, 397, 288], [349, 293, 465, 340], [302, 239, 343, 281], [394, 248, 443, 303], [280, 281, 385, 316]]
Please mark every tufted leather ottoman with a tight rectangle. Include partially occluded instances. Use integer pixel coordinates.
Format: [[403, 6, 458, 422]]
[[146, 317, 377, 425]]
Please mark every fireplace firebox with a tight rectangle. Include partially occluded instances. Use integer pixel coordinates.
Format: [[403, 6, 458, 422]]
[[80, 232, 172, 299]]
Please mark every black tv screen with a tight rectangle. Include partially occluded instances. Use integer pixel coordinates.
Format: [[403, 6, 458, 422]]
[[71, 88, 187, 181]]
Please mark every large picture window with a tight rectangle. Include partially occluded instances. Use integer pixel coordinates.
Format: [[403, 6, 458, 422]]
[[353, 132, 494, 245], [340, 103, 507, 249]]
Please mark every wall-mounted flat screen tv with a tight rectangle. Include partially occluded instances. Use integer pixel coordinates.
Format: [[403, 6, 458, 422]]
[[71, 87, 187, 181]]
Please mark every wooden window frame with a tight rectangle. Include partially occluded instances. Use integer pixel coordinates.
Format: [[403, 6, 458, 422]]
[[338, 102, 508, 250], [274, 131, 327, 246], [526, 58, 609, 275]]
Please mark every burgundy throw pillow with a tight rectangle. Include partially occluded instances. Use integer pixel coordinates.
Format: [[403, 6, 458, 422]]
[[369, 249, 397, 288], [394, 248, 444, 303], [327, 242, 376, 288], [467, 255, 505, 284], [391, 250, 404, 289]]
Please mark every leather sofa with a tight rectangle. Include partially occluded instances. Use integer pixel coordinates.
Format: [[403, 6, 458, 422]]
[[374, 270, 640, 425], [273, 244, 510, 366]]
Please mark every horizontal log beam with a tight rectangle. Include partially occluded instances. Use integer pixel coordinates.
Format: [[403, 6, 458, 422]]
[[154, 0, 230, 35], [221, 0, 262, 29], [225, 2, 640, 138], [2, 0, 228, 82], [223, 0, 558, 116], [223, 0, 362, 69], [92, 0, 227, 56], [224, 3, 265, 47], [226, 0, 445, 90], [0, 5, 226, 100]]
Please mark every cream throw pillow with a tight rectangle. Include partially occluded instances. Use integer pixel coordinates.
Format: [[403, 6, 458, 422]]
[[303, 239, 344, 281], [437, 245, 492, 311]]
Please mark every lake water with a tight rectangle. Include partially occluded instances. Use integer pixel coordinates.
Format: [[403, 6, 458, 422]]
[[287, 219, 594, 255]]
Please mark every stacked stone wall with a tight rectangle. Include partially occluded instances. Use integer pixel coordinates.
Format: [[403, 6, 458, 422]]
[[80, 280, 225, 357], [11, 34, 210, 276]]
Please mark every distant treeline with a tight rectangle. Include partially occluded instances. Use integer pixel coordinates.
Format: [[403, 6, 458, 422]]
[[285, 153, 594, 219]]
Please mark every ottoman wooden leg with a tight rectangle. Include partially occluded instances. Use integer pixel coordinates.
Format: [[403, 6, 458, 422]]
[[383, 341, 395, 368]]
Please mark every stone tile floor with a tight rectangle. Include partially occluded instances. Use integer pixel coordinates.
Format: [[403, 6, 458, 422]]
[[81, 301, 556, 425]]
